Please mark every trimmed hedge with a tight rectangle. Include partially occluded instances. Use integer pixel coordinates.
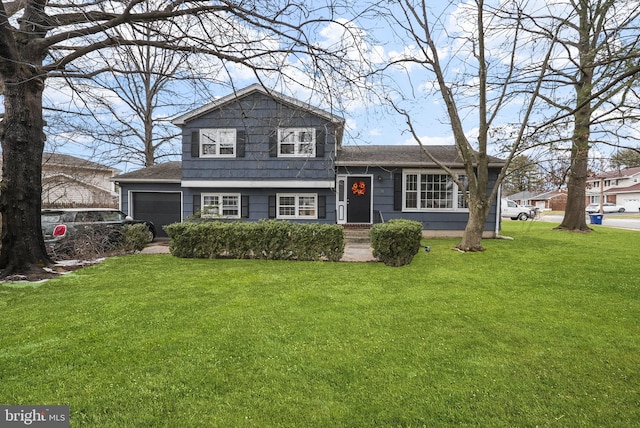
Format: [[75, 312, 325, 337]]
[[164, 220, 345, 262], [369, 219, 423, 266]]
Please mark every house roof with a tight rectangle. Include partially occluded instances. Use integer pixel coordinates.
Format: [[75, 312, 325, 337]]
[[0, 152, 119, 173], [171, 84, 345, 127], [112, 161, 182, 183], [590, 166, 640, 180], [505, 191, 538, 201], [531, 190, 567, 200], [606, 182, 640, 194], [41, 152, 119, 173], [335, 145, 505, 168]]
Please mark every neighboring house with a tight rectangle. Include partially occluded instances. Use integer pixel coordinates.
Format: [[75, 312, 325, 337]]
[[506, 190, 567, 211], [504, 191, 538, 206], [586, 167, 640, 212], [0, 152, 120, 208], [113, 84, 505, 238], [529, 190, 568, 211]]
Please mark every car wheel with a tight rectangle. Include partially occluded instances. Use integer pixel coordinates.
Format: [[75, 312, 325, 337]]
[[619, 208, 625, 213], [147, 227, 156, 243], [518, 212, 529, 221]]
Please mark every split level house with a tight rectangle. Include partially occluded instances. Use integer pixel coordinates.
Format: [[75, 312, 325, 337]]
[[113, 84, 505, 238]]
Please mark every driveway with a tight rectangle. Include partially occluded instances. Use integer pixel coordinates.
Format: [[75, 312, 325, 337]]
[[537, 213, 640, 231]]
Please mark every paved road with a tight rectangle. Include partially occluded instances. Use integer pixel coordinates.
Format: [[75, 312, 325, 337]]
[[535, 213, 640, 231]]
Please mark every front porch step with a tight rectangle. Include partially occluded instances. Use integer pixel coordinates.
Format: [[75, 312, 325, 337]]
[[343, 226, 371, 244]]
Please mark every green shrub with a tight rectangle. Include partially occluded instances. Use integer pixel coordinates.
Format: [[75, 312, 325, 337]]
[[164, 221, 344, 262], [121, 223, 153, 253], [370, 219, 422, 266]]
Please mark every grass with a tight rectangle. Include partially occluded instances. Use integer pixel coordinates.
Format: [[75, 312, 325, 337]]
[[1, 222, 639, 427]]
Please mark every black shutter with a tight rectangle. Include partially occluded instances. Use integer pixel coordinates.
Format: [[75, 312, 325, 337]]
[[191, 131, 200, 158], [316, 129, 326, 158], [268, 195, 276, 218], [318, 195, 326, 218], [269, 132, 278, 157], [393, 173, 403, 211], [237, 130, 246, 158], [193, 194, 201, 215], [241, 195, 249, 218]]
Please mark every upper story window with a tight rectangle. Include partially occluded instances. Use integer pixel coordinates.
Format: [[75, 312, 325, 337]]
[[200, 129, 236, 158], [278, 128, 316, 157], [403, 171, 468, 211]]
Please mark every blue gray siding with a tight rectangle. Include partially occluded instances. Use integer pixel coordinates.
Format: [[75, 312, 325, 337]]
[[184, 187, 336, 224], [339, 166, 500, 232], [181, 91, 338, 182]]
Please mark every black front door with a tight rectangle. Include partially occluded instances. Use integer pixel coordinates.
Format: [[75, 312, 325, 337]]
[[346, 176, 372, 223]]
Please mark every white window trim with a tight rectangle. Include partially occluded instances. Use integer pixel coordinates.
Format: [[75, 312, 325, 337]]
[[277, 128, 316, 157], [201, 193, 241, 218], [200, 128, 236, 158], [402, 170, 469, 212], [276, 193, 318, 219]]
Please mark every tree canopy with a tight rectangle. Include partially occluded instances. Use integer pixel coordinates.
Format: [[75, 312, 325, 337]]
[[0, 0, 363, 276]]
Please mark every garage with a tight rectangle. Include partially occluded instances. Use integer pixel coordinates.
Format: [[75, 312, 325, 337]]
[[131, 192, 182, 238]]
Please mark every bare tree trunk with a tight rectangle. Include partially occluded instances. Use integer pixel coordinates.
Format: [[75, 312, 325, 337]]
[[0, 72, 52, 276], [557, 138, 590, 231], [556, 2, 593, 232], [457, 199, 491, 252]]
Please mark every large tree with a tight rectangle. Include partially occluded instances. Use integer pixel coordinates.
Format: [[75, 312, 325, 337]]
[[365, 0, 640, 248], [48, 20, 191, 168], [0, 0, 358, 276], [369, 0, 557, 251], [526, 0, 640, 231]]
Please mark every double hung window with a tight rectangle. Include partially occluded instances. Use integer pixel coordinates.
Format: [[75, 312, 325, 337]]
[[276, 194, 317, 219], [278, 128, 315, 157], [201, 193, 241, 218], [200, 129, 236, 157]]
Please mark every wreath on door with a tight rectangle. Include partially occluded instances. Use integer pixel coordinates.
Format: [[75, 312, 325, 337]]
[[351, 180, 366, 196]]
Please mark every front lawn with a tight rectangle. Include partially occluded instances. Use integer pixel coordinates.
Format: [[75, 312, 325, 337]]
[[1, 222, 639, 427]]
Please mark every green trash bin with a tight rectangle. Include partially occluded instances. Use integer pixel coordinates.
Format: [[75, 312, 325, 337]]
[[589, 214, 603, 225]]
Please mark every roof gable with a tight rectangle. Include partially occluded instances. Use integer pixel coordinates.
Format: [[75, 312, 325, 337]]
[[171, 84, 345, 126]]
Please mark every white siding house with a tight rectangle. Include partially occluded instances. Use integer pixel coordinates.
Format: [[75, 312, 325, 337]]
[[0, 152, 119, 208], [586, 167, 640, 212]]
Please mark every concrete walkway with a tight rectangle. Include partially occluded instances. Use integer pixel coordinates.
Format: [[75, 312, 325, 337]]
[[141, 239, 377, 262]]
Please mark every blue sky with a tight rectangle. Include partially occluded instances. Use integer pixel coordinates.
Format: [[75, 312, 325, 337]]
[[4, 0, 636, 172]]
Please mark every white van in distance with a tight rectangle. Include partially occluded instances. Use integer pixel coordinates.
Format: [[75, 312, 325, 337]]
[[501, 199, 534, 221]]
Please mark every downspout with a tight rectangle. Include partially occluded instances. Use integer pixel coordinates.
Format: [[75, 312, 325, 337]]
[[495, 185, 501, 237], [495, 185, 513, 240]]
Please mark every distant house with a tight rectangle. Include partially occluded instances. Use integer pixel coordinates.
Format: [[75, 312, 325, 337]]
[[586, 167, 640, 212], [504, 191, 538, 206], [530, 190, 568, 211], [505, 190, 567, 211], [0, 152, 120, 208], [113, 84, 505, 238]]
